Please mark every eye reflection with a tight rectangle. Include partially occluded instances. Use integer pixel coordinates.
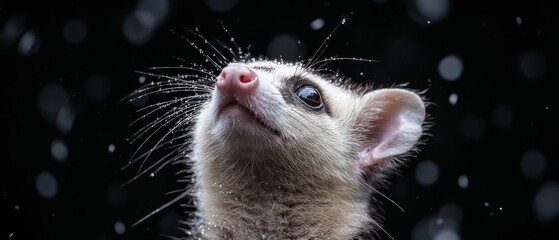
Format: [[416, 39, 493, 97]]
[[296, 85, 323, 109]]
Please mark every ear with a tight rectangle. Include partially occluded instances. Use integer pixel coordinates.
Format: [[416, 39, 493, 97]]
[[356, 89, 425, 168]]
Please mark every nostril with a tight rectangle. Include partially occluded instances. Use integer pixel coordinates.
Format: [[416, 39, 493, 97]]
[[219, 71, 227, 79], [239, 73, 253, 83]]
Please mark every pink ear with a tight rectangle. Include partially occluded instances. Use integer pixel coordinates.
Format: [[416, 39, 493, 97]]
[[356, 89, 425, 168]]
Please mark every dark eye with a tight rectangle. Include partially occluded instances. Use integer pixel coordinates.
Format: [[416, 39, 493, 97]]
[[296, 85, 323, 109]]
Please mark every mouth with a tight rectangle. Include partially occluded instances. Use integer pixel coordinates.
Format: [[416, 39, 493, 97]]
[[218, 101, 281, 136]]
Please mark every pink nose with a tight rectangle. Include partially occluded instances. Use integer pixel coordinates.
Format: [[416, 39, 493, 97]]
[[216, 64, 258, 93]]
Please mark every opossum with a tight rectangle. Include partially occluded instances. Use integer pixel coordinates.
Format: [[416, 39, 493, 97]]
[[127, 31, 427, 240]]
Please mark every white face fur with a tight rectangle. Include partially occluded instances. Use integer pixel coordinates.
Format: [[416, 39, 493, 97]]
[[193, 60, 425, 191]]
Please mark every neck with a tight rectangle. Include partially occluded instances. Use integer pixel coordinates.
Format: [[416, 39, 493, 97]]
[[194, 178, 373, 239]]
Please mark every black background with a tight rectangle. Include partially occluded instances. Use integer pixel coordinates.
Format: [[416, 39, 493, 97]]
[[2, 0, 558, 239]]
